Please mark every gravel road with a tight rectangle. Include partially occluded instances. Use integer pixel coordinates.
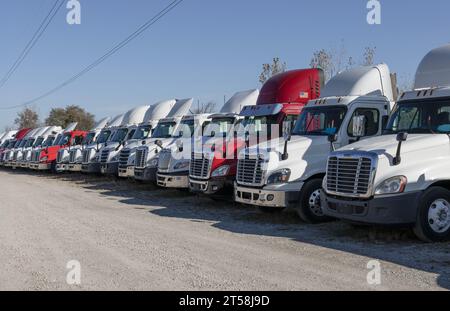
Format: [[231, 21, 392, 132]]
[[0, 169, 449, 291]]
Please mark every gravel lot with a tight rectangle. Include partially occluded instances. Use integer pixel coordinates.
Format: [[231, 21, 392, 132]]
[[0, 169, 449, 291]]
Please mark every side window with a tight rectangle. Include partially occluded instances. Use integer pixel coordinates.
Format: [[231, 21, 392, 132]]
[[347, 108, 380, 137]]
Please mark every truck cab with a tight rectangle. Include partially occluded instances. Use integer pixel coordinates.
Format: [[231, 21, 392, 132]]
[[133, 98, 194, 182], [56, 117, 111, 173], [156, 114, 212, 188], [99, 105, 152, 175], [189, 70, 324, 198], [235, 65, 396, 224], [322, 45, 450, 242], [24, 126, 63, 168], [30, 123, 87, 172], [16, 126, 52, 168], [3, 128, 32, 167], [187, 90, 260, 196], [81, 114, 124, 174], [118, 99, 177, 178]]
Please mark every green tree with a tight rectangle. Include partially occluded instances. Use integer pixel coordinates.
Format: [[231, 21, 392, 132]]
[[45, 105, 95, 131]]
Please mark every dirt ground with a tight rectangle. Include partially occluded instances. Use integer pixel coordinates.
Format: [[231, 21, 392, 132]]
[[0, 169, 449, 291]]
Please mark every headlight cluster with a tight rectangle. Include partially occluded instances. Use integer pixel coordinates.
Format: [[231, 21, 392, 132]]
[[174, 161, 190, 170], [375, 176, 407, 195], [211, 165, 230, 177], [267, 169, 291, 185]]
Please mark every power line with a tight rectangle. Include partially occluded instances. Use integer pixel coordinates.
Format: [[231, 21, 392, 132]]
[[0, 0, 185, 110], [0, 0, 64, 90]]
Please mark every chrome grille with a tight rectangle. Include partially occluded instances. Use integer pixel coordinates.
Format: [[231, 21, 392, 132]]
[[100, 149, 110, 163], [326, 155, 374, 197], [158, 149, 172, 171], [189, 153, 210, 179], [135, 148, 148, 169], [69, 149, 78, 163], [13, 151, 19, 161], [57, 149, 65, 163], [31, 150, 40, 162], [236, 154, 264, 186], [82, 149, 92, 163], [119, 148, 131, 168]]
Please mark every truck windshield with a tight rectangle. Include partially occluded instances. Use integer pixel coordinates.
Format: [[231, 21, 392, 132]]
[[292, 106, 347, 136], [18, 139, 28, 148], [152, 122, 176, 138], [97, 130, 111, 144], [59, 134, 71, 146], [132, 125, 152, 140], [242, 115, 279, 137], [174, 120, 195, 138], [384, 98, 450, 134], [111, 128, 129, 142], [24, 139, 35, 148], [83, 132, 96, 145], [34, 137, 44, 147], [43, 137, 55, 147], [1, 140, 9, 148], [203, 118, 235, 137]]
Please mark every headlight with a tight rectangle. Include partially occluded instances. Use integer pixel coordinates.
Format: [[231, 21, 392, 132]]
[[267, 169, 291, 185], [375, 176, 407, 195], [174, 161, 190, 170], [40, 156, 48, 162], [211, 165, 230, 177], [149, 158, 159, 167]]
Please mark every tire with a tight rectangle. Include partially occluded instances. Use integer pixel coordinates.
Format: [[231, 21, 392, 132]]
[[297, 178, 333, 224], [413, 187, 450, 243]]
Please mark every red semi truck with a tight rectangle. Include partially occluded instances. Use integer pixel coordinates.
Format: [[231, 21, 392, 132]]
[[189, 68, 324, 197], [29, 123, 87, 172]]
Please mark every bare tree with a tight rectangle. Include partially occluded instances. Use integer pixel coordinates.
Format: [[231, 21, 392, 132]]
[[259, 57, 287, 84], [14, 107, 40, 129], [310, 49, 335, 82], [362, 46, 377, 66], [191, 101, 217, 114]]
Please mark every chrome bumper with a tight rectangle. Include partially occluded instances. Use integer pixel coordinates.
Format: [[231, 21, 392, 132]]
[[68, 164, 82, 172], [157, 173, 189, 189], [234, 183, 290, 208], [118, 166, 134, 178]]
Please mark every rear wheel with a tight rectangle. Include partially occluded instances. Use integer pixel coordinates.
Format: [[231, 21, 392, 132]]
[[413, 187, 450, 242], [297, 178, 333, 224]]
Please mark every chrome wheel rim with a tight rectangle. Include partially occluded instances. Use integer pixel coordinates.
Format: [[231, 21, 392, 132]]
[[428, 199, 450, 233], [308, 189, 323, 217]]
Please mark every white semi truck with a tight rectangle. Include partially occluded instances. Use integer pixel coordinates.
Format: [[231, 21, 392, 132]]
[[99, 106, 152, 175], [11, 127, 46, 168], [156, 113, 212, 189], [81, 114, 125, 173], [118, 99, 176, 178], [55, 117, 111, 172], [133, 98, 194, 182], [19, 126, 62, 168], [0, 130, 17, 145], [321, 45, 450, 242], [234, 65, 396, 223]]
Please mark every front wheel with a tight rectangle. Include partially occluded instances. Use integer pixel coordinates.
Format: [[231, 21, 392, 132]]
[[413, 187, 450, 242], [297, 179, 333, 224]]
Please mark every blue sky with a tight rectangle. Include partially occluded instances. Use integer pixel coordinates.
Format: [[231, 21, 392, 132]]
[[0, 0, 449, 129]]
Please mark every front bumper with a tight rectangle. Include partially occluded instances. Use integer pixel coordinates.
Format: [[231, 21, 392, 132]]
[[157, 172, 189, 189], [189, 176, 233, 195], [81, 162, 101, 173], [134, 167, 157, 182], [321, 191, 422, 226], [68, 163, 82, 172], [20, 162, 29, 168], [100, 162, 119, 175], [234, 183, 301, 208], [30, 163, 51, 170], [118, 166, 134, 178], [56, 163, 69, 172]]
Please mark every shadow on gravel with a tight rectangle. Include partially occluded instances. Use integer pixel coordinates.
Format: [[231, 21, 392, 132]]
[[2, 167, 450, 289]]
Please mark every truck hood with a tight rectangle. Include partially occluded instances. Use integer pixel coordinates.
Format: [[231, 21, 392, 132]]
[[341, 134, 449, 158], [334, 134, 450, 194], [241, 135, 331, 185]]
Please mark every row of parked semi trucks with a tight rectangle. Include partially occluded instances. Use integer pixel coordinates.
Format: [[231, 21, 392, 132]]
[[1, 44, 450, 243]]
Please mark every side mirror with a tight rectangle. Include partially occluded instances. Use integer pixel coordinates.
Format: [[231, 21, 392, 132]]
[[155, 140, 163, 149], [282, 121, 292, 142], [176, 139, 183, 152], [328, 134, 338, 152], [210, 131, 216, 137], [352, 115, 366, 138], [396, 132, 408, 142]]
